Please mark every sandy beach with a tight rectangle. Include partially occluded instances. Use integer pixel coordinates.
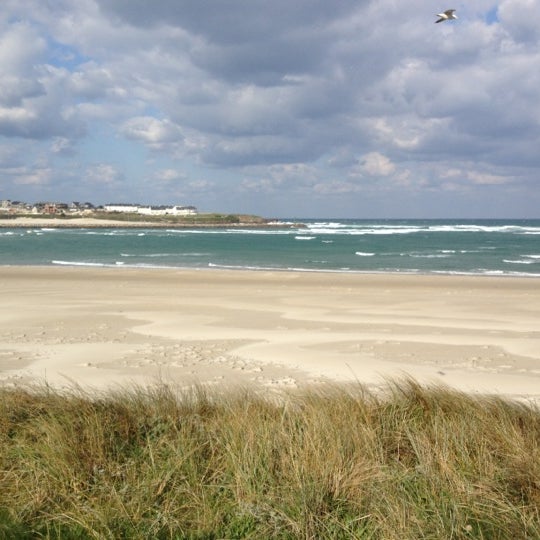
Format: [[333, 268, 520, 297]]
[[1, 266, 539, 401], [0, 217, 279, 228], [0, 217, 163, 228]]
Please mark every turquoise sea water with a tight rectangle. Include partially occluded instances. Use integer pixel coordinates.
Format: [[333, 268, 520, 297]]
[[1, 219, 540, 276]]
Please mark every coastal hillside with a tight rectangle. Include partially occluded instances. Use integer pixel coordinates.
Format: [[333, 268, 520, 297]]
[[0, 212, 277, 228]]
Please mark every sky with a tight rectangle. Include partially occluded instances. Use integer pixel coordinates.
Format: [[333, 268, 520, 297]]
[[1, 0, 539, 218]]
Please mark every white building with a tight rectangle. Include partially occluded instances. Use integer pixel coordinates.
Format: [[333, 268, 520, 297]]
[[137, 205, 197, 216], [103, 204, 138, 213], [103, 204, 197, 216]]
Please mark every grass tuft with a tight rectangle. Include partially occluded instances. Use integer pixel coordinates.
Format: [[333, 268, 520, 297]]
[[0, 379, 539, 539]]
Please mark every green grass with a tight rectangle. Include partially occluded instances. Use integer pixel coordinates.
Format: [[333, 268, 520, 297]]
[[0, 212, 270, 225], [91, 212, 268, 225], [1, 379, 539, 539]]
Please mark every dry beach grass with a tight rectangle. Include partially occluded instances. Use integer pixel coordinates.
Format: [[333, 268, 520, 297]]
[[0, 380, 539, 539]]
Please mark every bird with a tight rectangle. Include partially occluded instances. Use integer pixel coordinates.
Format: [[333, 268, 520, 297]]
[[435, 9, 457, 23]]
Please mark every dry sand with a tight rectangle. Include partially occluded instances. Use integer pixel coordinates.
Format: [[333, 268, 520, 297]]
[[0, 216, 192, 229], [0, 217, 275, 228], [0, 217, 158, 228], [1, 266, 539, 401]]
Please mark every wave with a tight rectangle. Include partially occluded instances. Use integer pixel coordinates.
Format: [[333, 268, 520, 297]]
[[355, 251, 375, 257], [406, 253, 453, 259], [52, 259, 186, 270], [306, 225, 421, 235], [431, 269, 540, 277], [169, 228, 293, 235], [208, 262, 281, 271], [503, 259, 536, 265], [46, 259, 540, 277], [121, 252, 210, 258], [84, 230, 140, 236], [52, 260, 110, 267], [36, 220, 540, 238], [208, 262, 364, 274], [303, 221, 540, 236]]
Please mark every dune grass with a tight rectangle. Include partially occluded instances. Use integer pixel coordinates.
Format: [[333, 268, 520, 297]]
[[0, 379, 539, 539]]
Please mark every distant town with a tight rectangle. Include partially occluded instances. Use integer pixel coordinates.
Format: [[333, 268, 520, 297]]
[[0, 200, 198, 217], [0, 199, 280, 227]]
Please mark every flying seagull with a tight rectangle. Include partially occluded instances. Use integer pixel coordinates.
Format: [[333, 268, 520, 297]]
[[435, 9, 457, 23]]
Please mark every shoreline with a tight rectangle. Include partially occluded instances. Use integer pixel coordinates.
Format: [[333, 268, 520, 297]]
[[1, 266, 539, 402], [4, 263, 540, 279], [0, 217, 290, 229]]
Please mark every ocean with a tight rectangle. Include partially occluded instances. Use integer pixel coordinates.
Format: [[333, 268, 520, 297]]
[[1, 219, 540, 277]]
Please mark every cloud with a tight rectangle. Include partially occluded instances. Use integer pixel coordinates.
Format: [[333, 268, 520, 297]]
[[51, 137, 76, 156], [0, 31, 86, 139], [68, 63, 115, 101], [467, 171, 512, 186], [498, 0, 540, 44], [95, 1, 362, 46], [1, 163, 53, 186], [120, 117, 184, 149], [357, 152, 396, 177], [153, 168, 187, 183], [15, 167, 53, 186], [0, 21, 47, 82], [84, 163, 124, 186], [0, 0, 539, 216]]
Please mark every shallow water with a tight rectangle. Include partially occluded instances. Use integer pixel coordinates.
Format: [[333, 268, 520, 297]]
[[1, 219, 540, 276]]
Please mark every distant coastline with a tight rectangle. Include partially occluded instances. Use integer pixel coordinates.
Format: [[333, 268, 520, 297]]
[[0, 215, 299, 229]]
